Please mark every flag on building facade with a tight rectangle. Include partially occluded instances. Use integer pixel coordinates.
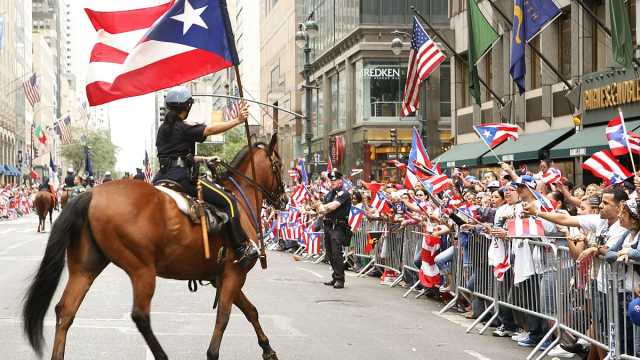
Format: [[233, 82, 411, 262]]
[[467, 0, 499, 105], [85, 0, 240, 106], [400, 17, 446, 117], [54, 116, 73, 144], [509, 0, 561, 94], [582, 150, 632, 185], [34, 126, 47, 145], [609, 0, 634, 69], [473, 123, 519, 148], [23, 73, 41, 107], [144, 150, 152, 182]]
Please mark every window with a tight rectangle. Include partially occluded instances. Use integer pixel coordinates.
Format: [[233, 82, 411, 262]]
[[457, 60, 470, 108], [592, 0, 607, 72], [315, 79, 324, 138], [338, 69, 346, 129], [628, 1, 637, 47], [361, 61, 413, 119], [558, 12, 571, 79], [331, 73, 338, 131], [440, 61, 451, 117], [270, 65, 280, 92], [484, 52, 492, 103]]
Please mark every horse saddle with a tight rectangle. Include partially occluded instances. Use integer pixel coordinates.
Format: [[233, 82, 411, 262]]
[[154, 180, 229, 234]]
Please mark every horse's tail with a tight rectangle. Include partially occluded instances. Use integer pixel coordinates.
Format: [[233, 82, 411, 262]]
[[22, 191, 93, 355]]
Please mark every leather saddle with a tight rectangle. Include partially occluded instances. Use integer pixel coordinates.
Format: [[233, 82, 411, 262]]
[[154, 179, 229, 234]]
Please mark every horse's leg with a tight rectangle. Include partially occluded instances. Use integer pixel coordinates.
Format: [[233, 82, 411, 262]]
[[207, 266, 245, 360], [234, 290, 278, 360], [52, 237, 108, 360], [129, 270, 168, 360]]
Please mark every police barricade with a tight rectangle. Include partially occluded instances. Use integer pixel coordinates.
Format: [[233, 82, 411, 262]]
[[605, 258, 640, 359], [357, 220, 388, 278], [372, 222, 405, 287], [401, 224, 424, 298], [348, 218, 377, 276]]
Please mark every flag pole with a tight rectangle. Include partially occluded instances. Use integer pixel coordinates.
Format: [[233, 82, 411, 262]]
[[473, 126, 502, 163], [619, 107, 637, 174], [234, 65, 267, 269]]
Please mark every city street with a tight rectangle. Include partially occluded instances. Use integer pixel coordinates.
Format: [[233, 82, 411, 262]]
[[0, 214, 533, 360]]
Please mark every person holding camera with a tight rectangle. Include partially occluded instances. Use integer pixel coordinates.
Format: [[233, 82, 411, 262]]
[[315, 169, 352, 289]]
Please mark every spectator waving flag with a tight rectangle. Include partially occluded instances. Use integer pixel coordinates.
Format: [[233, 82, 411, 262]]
[[23, 73, 41, 107], [370, 191, 390, 213], [400, 17, 446, 117], [473, 123, 519, 148], [582, 150, 632, 185], [85, 0, 240, 106], [628, 130, 640, 154], [531, 190, 555, 212], [348, 204, 366, 232]]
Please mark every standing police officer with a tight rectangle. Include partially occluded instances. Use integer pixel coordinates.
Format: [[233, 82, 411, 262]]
[[316, 169, 351, 289]]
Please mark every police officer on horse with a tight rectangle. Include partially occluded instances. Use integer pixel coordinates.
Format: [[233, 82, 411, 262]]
[[63, 168, 75, 189], [153, 85, 258, 268]]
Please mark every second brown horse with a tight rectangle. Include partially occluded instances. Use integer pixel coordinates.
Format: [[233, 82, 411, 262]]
[[33, 190, 54, 232], [23, 135, 286, 360]]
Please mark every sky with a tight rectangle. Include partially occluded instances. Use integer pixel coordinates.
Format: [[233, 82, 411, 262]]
[[71, 3, 155, 172]]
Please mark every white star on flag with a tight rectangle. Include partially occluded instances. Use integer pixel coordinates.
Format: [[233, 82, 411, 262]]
[[483, 131, 491, 138], [171, 0, 208, 35]]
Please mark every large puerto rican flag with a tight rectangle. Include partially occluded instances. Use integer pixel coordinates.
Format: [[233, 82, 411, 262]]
[[473, 123, 519, 148], [581, 150, 632, 185], [606, 111, 631, 156], [85, 0, 239, 106]]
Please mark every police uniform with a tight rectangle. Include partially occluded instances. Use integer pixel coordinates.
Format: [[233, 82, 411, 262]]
[[321, 170, 351, 288], [152, 85, 258, 267], [133, 168, 145, 181], [64, 173, 75, 189]]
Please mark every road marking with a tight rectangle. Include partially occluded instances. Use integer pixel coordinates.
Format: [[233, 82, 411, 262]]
[[432, 311, 474, 328], [298, 267, 323, 279], [0, 238, 37, 256], [464, 350, 492, 360]]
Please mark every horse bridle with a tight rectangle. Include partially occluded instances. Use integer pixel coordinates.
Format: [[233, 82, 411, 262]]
[[213, 145, 286, 210]]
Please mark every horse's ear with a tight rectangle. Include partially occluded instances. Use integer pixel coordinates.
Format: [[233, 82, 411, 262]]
[[268, 132, 278, 156]]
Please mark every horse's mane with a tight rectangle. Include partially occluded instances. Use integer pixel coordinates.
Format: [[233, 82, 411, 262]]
[[221, 142, 268, 178]]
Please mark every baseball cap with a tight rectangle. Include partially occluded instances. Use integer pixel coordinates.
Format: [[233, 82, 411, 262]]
[[628, 298, 640, 326], [512, 175, 537, 190]]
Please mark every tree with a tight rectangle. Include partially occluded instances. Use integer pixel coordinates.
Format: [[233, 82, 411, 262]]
[[61, 129, 118, 176], [196, 127, 247, 163]]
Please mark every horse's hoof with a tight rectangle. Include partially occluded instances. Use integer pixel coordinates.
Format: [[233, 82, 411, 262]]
[[263, 351, 278, 360]]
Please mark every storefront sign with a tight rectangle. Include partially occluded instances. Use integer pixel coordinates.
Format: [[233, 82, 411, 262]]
[[362, 67, 401, 79], [569, 148, 586, 157], [446, 161, 456, 168], [501, 154, 514, 162], [583, 79, 640, 111]]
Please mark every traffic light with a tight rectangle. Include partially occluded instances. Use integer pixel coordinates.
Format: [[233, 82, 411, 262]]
[[389, 128, 397, 143]]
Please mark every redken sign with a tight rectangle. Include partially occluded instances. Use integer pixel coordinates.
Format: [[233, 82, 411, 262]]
[[362, 67, 401, 79]]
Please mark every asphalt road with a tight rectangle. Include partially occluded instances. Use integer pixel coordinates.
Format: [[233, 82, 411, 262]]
[[0, 213, 535, 360]]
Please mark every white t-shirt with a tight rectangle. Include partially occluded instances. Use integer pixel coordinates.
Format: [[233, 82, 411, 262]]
[[576, 215, 625, 248]]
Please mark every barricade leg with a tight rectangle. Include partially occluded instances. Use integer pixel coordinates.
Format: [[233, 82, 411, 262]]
[[357, 259, 375, 277], [439, 293, 459, 314], [390, 271, 404, 288], [313, 252, 326, 264], [529, 322, 558, 360], [478, 311, 499, 335], [466, 301, 495, 334], [402, 279, 421, 298]]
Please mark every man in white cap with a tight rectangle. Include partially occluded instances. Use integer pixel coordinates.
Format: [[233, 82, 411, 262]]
[[63, 168, 75, 189]]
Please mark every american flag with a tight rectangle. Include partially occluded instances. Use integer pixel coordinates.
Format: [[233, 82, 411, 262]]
[[54, 116, 73, 144], [143, 150, 152, 183], [23, 73, 40, 107], [223, 93, 241, 122], [400, 17, 446, 117]]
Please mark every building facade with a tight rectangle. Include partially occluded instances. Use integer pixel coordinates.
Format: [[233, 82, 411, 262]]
[[437, 0, 638, 185]]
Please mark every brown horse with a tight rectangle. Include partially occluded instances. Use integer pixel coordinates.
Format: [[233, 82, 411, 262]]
[[33, 191, 54, 232], [22, 135, 286, 360]]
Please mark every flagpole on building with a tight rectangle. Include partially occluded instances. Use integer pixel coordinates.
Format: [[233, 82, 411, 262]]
[[618, 107, 637, 174], [410, 6, 506, 107]]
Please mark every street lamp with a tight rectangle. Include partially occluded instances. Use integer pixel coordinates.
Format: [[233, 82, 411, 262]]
[[296, 12, 319, 175], [390, 30, 411, 55]]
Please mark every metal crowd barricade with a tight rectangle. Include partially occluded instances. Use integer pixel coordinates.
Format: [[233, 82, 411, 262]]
[[370, 222, 405, 287], [401, 224, 423, 298], [349, 218, 377, 277], [606, 258, 640, 359], [358, 220, 388, 278]]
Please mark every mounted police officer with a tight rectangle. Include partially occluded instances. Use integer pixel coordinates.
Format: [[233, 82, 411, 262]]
[[316, 169, 351, 289], [63, 168, 75, 189], [153, 85, 258, 268], [133, 168, 145, 180]]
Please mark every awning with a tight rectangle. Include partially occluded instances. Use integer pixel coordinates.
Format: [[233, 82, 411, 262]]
[[11, 166, 21, 176], [4, 165, 15, 176], [482, 128, 574, 165], [549, 120, 640, 159], [434, 141, 491, 168]]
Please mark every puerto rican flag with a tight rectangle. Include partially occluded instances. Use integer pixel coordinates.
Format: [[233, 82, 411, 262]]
[[628, 130, 640, 154], [541, 167, 562, 185], [421, 173, 451, 194], [85, 0, 239, 106], [606, 111, 632, 156], [370, 191, 390, 213], [473, 123, 519, 148], [506, 218, 545, 237], [305, 230, 322, 255], [419, 232, 442, 288], [531, 190, 555, 213], [407, 127, 432, 172], [348, 204, 366, 232], [582, 150, 632, 185]]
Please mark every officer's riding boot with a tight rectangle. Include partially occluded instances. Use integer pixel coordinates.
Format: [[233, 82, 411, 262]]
[[227, 218, 259, 269]]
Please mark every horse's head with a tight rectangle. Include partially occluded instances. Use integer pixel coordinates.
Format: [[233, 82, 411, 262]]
[[259, 133, 287, 210]]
